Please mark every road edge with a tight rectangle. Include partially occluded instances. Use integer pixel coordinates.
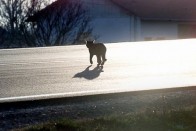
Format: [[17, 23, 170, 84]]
[[0, 86, 196, 111]]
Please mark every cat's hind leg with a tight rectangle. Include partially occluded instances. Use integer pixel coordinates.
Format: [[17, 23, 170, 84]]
[[101, 53, 107, 65], [96, 55, 102, 65]]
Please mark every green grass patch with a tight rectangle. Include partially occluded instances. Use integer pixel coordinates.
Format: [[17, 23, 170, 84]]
[[20, 108, 196, 131]]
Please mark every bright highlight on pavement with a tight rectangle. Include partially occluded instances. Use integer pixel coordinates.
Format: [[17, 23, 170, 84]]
[[0, 39, 196, 103]]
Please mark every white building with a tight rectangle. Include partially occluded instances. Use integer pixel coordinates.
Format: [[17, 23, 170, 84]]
[[82, 0, 142, 43], [27, 0, 196, 43], [85, 0, 196, 42], [112, 0, 196, 42], [81, 0, 132, 43]]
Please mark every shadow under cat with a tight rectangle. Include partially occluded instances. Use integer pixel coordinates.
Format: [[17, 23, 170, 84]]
[[73, 65, 103, 80]]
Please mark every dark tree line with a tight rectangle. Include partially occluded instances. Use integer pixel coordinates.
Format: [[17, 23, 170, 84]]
[[0, 0, 93, 48]]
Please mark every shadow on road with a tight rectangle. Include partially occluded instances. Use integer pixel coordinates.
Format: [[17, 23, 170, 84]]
[[73, 65, 103, 80]]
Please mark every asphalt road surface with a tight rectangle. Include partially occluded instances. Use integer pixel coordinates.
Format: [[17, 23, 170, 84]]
[[1, 39, 196, 103]]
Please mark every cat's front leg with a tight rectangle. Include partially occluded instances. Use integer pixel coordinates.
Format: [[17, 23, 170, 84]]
[[90, 54, 93, 64]]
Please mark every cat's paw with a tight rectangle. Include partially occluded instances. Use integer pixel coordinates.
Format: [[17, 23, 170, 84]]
[[101, 61, 106, 65], [97, 62, 102, 65], [90, 61, 93, 64]]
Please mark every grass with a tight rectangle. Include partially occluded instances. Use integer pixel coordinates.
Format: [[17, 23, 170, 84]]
[[20, 107, 196, 131]]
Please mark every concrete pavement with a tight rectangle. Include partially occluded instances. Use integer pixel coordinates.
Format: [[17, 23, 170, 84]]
[[1, 39, 196, 103]]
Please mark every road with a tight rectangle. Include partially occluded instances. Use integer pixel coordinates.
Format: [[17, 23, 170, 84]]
[[1, 39, 196, 103]]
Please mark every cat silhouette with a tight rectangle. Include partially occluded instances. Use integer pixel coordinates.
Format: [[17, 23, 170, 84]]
[[86, 40, 107, 65]]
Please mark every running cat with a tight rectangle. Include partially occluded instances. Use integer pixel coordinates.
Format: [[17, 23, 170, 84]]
[[86, 40, 107, 65]]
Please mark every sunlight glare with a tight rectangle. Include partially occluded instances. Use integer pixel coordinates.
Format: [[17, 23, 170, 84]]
[[107, 39, 196, 89]]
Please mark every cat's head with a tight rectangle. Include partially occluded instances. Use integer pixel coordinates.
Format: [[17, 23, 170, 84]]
[[86, 40, 95, 48]]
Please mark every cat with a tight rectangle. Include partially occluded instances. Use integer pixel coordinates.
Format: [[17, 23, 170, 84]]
[[86, 40, 107, 66]]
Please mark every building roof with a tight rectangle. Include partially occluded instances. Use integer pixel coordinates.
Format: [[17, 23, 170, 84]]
[[26, 0, 130, 22], [26, 0, 69, 22], [27, 0, 196, 22], [112, 0, 196, 21]]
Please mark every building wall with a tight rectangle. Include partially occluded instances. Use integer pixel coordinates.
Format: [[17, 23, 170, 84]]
[[82, 0, 180, 43], [91, 17, 132, 43], [141, 21, 178, 41], [178, 23, 196, 39], [82, 0, 128, 18], [82, 0, 132, 43]]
